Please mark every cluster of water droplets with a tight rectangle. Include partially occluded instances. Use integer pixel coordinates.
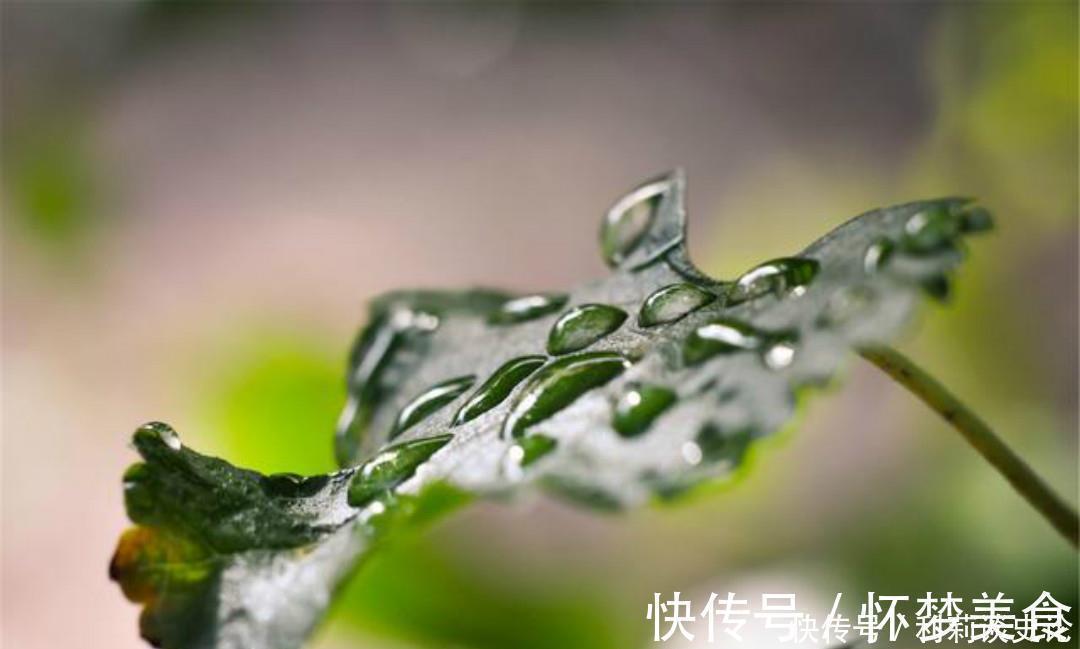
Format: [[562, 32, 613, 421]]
[[339, 185, 993, 511]]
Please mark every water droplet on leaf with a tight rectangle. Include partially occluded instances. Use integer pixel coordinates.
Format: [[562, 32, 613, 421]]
[[638, 283, 716, 328], [696, 423, 752, 464], [390, 375, 475, 439], [763, 342, 796, 369], [863, 238, 895, 273], [547, 303, 627, 355], [347, 434, 453, 507], [453, 356, 546, 426], [683, 318, 766, 365], [137, 421, 181, 451], [681, 441, 703, 466], [514, 434, 558, 468], [488, 294, 568, 325], [727, 257, 819, 305], [600, 180, 667, 267], [612, 383, 676, 438], [503, 351, 631, 438], [901, 204, 959, 253]]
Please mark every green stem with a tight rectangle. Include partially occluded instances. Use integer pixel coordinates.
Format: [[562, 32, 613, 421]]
[[859, 345, 1078, 549]]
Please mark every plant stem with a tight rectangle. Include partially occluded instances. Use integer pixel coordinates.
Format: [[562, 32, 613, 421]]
[[858, 345, 1078, 549]]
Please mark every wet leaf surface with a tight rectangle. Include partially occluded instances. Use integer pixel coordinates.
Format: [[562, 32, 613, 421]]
[[111, 171, 990, 648]]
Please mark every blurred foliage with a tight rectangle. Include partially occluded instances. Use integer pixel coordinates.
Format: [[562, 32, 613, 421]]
[[920, 2, 1078, 223], [3, 109, 104, 251], [195, 328, 342, 476], [329, 530, 629, 649]]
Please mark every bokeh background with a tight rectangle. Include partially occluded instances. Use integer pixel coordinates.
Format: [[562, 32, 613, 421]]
[[2, 2, 1077, 648]]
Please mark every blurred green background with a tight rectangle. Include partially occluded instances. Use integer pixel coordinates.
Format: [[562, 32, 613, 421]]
[[2, 3, 1076, 648]]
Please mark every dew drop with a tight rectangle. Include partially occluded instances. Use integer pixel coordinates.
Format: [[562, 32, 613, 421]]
[[638, 283, 716, 328], [727, 257, 820, 306], [696, 423, 752, 464], [612, 383, 676, 438], [600, 180, 668, 267], [347, 434, 453, 507], [763, 342, 796, 370], [547, 303, 627, 355], [503, 351, 631, 438], [515, 434, 558, 468], [453, 355, 546, 426], [137, 421, 181, 451], [488, 293, 568, 325], [863, 237, 895, 274], [902, 204, 959, 253], [683, 318, 766, 365], [680, 441, 703, 466], [390, 375, 475, 439]]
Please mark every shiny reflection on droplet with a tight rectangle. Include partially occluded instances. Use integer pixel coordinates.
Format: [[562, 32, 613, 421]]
[[612, 383, 677, 438], [863, 238, 895, 274], [681, 441, 703, 466], [503, 352, 632, 438], [347, 434, 453, 507], [138, 421, 181, 451], [727, 257, 819, 306], [638, 283, 716, 328], [683, 318, 765, 365], [488, 293, 569, 325], [390, 375, 475, 439], [764, 342, 796, 370], [504, 436, 561, 482]]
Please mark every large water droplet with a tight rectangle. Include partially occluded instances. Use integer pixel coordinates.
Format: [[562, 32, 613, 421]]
[[612, 383, 676, 438], [488, 294, 568, 325], [727, 257, 819, 306], [547, 303, 628, 355], [863, 238, 895, 273], [600, 180, 668, 267], [638, 283, 716, 328], [453, 355, 546, 426], [901, 204, 959, 253], [683, 318, 766, 365], [347, 434, 452, 507], [136, 421, 181, 451], [390, 375, 475, 439], [503, 351, 631, 438]]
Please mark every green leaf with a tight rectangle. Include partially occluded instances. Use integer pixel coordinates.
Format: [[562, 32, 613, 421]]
[[111, 171, 991, 648]]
